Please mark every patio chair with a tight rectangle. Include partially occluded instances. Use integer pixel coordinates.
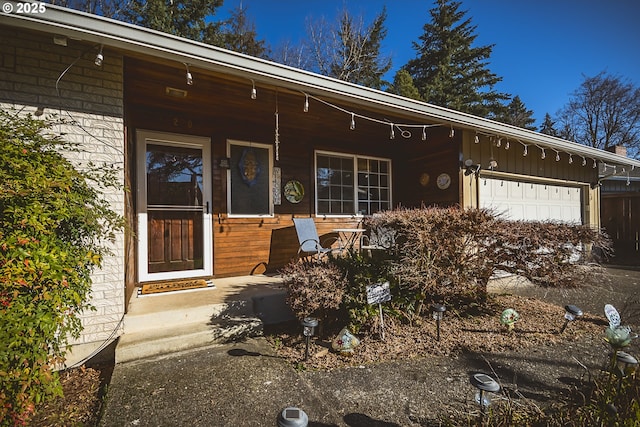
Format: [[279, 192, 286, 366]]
[[360, 227, 397, 255], [293, 218, 337, 261]]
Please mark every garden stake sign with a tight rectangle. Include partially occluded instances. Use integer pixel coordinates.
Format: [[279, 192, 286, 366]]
[[366, 281, 391, 341]]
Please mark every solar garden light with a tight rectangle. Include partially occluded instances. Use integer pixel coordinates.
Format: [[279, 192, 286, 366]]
[[615, 351, 638, 394], [470, 373, 500, 423], [560, 304, 583, 333], [301, 317, 318, 361], [277, 407, 308, 427], [432, 304, 446, 341]]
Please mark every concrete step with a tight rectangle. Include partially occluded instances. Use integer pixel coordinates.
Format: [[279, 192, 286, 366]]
[[123, 300, 254, 335], [115, 315, 263, 363], [114, 276, 293, 363]]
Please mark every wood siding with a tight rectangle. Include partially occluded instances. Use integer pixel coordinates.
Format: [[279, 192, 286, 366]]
[[124, 57, 457, 279]]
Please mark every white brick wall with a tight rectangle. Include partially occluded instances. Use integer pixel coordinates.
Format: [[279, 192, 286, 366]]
[[1, 26, 126, 352]]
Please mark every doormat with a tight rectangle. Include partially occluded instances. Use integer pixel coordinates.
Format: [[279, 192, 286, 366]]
[[140, 279, 209, 295]]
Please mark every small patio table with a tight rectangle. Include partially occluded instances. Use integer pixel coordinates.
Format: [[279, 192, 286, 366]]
[[332, 228, 365, 252]]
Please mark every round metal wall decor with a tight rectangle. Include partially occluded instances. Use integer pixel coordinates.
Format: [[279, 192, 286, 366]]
[[284, 180, 304, 203]]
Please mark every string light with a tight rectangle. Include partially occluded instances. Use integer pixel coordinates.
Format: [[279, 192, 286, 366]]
[[293, 93, 640, 175], [250, 79, 256, 99], [627, 172, 631, 186], [183, 63, 193, 86], [94, 44, 104, 67]]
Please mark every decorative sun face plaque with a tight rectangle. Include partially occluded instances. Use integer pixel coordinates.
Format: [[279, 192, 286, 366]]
[[419, 173, 430, 187], [436, 173, 451, 190]]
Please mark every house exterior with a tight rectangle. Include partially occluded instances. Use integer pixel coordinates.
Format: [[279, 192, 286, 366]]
[[2, 4, 639, 362]]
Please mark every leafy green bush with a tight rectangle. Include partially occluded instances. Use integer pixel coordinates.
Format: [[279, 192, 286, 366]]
[[0, 110, 122, 425]]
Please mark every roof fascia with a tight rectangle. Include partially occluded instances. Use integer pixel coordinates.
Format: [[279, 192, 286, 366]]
[[2, 3, 639, 172]]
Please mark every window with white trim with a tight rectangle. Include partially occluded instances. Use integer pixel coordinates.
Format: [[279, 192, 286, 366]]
[[227, 140, 273, 216], [315, 151, 391, 215]]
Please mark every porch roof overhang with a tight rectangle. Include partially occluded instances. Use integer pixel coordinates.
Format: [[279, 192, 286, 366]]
[[3, 2, 639, 179]]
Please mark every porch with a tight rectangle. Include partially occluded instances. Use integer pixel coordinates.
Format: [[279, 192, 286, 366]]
[[115, 274, 289, 363]]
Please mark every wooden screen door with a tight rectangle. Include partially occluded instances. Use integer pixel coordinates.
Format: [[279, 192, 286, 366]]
[[136, 130, 212, 282]]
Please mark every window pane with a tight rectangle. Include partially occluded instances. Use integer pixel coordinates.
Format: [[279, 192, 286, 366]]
[[316, 154, 354, 215], [229, 144, 271, 215], [147, 144, 203, 207]]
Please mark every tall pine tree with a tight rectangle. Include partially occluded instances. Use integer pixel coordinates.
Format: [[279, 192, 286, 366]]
[[121, 0, 223, 43], [540, 113, 559, 137], [494, 96, 537, 130], [217, 3, 269, 58], [403, 0, 508, 117]]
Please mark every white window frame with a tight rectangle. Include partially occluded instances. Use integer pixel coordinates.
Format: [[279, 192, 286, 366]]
[[314, 150, 392, 217], [226, 139, 274, 218]]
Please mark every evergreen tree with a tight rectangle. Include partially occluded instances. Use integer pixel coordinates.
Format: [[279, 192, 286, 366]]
[[217, 3, 269, 58], [121, 0, 223, 43], [539, 113, 559, 137], [404, 0, 509, 117], [495, 96, 537, 130], [388, 69, 422, 101]]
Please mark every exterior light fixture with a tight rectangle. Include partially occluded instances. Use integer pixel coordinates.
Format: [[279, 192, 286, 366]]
[[560, 304, 583, 333], [422, 125, 427, 141], [432, 304, 446, 341], [389, 123, 395, 139], [449, 126, 455, 138], [301, 317, 318, 361], [303, 94, 309, 112], [470, 372, 500, 422], [464, 159, 480, 176], [277, 407, 308, 427], [183, 63, 193, 86], [250, 80, 257, 99], [350, 113, 356, 130], [94, 44, 104, 67], [474, 133, 479, 144], [540, 148, 546, 160], [504, 139, 510, 150]]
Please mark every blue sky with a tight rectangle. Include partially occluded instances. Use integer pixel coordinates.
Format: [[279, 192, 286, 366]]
[[217, 0, 640, 127]]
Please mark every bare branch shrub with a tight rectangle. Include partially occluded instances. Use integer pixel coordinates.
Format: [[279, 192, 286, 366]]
[[363, 207, 612, 315], [281, 259, 346, 324]]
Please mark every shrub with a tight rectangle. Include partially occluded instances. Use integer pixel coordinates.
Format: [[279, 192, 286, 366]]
[[281, 259, 346, 329], [0, 110, 122, 425], [363, 207, 612, 316]]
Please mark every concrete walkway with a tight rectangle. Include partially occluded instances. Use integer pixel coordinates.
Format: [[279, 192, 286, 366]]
[[99, 338, 343, 427]]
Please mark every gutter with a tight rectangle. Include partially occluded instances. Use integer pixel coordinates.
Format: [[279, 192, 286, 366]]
[[2, 2, 639, 173]]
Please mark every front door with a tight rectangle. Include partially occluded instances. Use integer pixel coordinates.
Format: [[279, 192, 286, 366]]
[[136, 130, 212, 282]]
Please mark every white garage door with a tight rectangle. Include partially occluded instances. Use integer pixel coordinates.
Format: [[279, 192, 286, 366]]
[[479, 177, 582, 223]]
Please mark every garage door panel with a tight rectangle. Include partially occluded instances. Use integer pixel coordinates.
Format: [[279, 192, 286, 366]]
[[480, 178, 582, 223]]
